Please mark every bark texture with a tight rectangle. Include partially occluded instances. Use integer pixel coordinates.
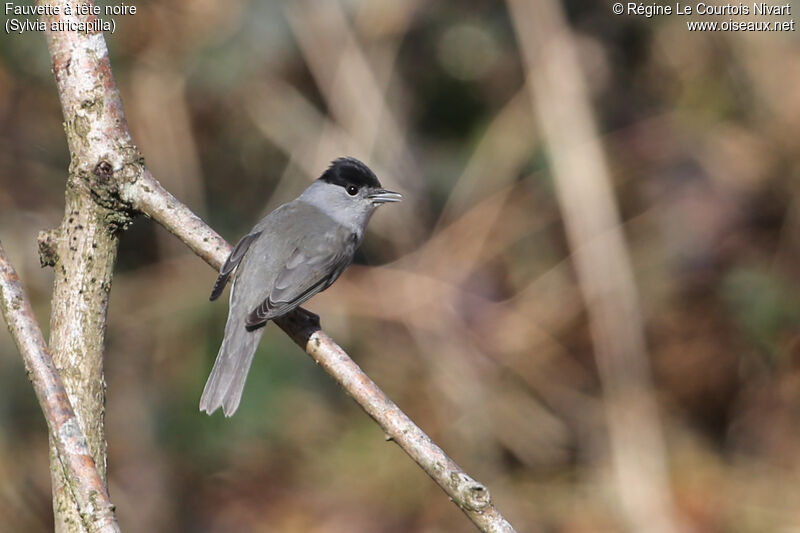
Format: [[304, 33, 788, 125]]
[[38, 4, 144, 531]]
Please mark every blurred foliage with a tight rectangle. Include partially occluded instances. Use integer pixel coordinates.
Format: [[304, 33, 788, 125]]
[[1, 1, 800, 532]]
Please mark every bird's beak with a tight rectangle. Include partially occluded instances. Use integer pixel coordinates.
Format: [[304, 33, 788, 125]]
[[368, 189, 403, 204]]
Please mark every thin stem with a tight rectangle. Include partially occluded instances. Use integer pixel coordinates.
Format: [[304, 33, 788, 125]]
[[0, 242, 120, 533]]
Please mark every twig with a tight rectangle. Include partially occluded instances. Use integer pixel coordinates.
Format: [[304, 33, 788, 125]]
[[127, 169, 229, 268], [0, 243, 121, 533], [36, 1, 517, 531]]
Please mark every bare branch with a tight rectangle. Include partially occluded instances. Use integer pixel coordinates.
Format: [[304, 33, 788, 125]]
[[126, 169, 229, 268], [0, 243, 120, 533]]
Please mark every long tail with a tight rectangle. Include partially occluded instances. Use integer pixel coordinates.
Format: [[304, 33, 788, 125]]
[[199, 312, 266, 417]]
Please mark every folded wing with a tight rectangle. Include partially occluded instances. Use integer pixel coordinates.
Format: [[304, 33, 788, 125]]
[[245, 230, 355, 329]]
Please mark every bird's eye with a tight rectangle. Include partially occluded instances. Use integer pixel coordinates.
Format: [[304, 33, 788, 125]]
[[347, 185, 359, 196]]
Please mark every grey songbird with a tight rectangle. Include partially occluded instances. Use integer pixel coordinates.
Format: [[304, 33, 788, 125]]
[[200, 157, 401, 416]]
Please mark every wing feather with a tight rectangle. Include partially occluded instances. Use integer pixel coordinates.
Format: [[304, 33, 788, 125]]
[[244, 230, 355, 328], [209, 231, 262, 301]]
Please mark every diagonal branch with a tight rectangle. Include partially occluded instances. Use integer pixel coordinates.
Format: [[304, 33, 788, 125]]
[[275, 310, 514, 532], [0, 242, 120, 533]]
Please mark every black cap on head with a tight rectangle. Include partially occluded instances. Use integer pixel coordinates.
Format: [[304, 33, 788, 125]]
[[319, 157, 382, 190]]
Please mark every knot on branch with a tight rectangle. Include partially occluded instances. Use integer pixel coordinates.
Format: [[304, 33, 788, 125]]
[[94, 161, 113, 179], [38, 229, 60, 267], [73, 149, 144, 234], [450, 472, 492, 512]]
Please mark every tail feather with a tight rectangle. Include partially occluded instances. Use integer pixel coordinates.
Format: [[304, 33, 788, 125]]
[[200, 316, 266, 417]]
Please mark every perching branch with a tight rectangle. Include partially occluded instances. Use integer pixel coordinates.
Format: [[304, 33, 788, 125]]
[[125, 126, 517, 533], [36, 2, 517, 532], [0, 243, 120, 533]]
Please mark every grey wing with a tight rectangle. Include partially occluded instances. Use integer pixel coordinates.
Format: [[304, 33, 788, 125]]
[[210, 231, 263, 301], [245, 232, 355, 329]]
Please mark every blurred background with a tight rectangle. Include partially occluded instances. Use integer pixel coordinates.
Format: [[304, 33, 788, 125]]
[[1, 0, 800, 531]]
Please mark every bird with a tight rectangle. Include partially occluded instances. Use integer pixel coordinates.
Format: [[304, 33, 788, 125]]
[[200, 157, 402, 416]]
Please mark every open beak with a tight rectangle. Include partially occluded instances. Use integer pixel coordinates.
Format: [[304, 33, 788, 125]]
[[368, 188, 403, 204]]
